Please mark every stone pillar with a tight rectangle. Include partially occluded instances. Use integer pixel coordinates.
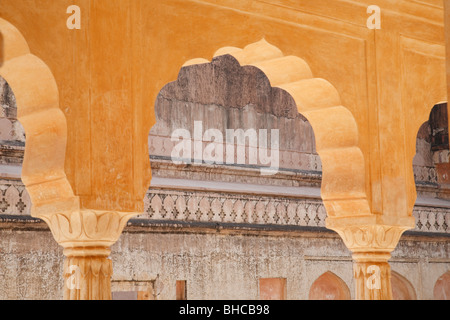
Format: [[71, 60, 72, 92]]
[[352, 253, 392, 300], [63, 247, 113, 300], [329, 224, 409, 300], [39, 210, 137, 300]]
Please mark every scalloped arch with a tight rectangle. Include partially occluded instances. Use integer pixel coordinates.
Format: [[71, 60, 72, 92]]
[[0, 18, 78, 217], [183, 39, 370, 218]]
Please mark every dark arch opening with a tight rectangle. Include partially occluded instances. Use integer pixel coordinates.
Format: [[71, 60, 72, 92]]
[[412, 103, 449, 232], [0, 75, 29, 215]]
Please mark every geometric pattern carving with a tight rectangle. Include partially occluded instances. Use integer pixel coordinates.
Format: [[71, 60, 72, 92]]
[[0, 179, 448, 234], [141, 189, 327, 227], [0, 180, 30, 215], [414, 166, 438, 184], [138, 188, 450, 233], [39, 210, 137, 248], [413, 208, 449, 233]]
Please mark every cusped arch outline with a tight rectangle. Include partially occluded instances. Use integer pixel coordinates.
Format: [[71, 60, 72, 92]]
[[0, 18, 78, 217], [183, 39, 370, 218]]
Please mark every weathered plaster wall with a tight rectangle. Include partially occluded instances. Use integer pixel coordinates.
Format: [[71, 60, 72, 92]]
[[0, 225, 63, 300], [151, 55, 320, 173], [0, 222, 447, 300]]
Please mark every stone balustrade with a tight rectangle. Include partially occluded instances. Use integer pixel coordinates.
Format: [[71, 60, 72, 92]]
[[1, 178, 448, 234]]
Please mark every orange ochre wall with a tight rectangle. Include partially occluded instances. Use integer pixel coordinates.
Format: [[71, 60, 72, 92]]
[[0, 0, 447, 217]]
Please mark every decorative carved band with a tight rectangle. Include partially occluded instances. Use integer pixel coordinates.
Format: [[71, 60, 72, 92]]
[[143, 189, 327, 227], [330, 225, 410, 253], [37, 209, 138, 248], [1, 179, 449, 233]]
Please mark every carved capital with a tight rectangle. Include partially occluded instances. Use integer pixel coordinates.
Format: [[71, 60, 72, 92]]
[[329, 224, 411, 300], [36, 210, 137, 300], [330, 224, 410, 254], [38, 209, 137, 248]]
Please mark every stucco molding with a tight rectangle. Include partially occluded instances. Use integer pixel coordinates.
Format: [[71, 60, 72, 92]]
[[331, 224, 410, 254], [182, 39, 371, 219], [39, 209, 137, 249], [0, 17, 79, 217]]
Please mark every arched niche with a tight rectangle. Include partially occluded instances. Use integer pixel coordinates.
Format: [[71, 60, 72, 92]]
[[391, 271, 417, 300], [434, 271, 450, 300], [0, 18, 78, 217], [308, 271, 351, 300]]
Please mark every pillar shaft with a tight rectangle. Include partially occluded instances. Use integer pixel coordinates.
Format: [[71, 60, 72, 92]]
[[352, 252, 393, 300], [327, 223, 410, 300], [63, 247, 113, 300]]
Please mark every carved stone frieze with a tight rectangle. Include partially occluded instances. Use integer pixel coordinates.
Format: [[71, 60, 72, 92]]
[[0, 179, 449, 234]]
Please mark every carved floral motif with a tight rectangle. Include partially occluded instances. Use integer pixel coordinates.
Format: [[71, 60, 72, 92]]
[[38, 209, 137, 248], [331, 225, 410, 253]]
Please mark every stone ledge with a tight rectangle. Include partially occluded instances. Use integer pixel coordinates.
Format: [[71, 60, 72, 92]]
[[125, 218, 336, 237], [150, 176, 322, 198], [1, 214, 448, 241]]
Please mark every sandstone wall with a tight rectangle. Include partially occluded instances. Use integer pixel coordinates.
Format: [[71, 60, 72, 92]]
[[0, 62, 448, 300], [0, 219, 447, 300]]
